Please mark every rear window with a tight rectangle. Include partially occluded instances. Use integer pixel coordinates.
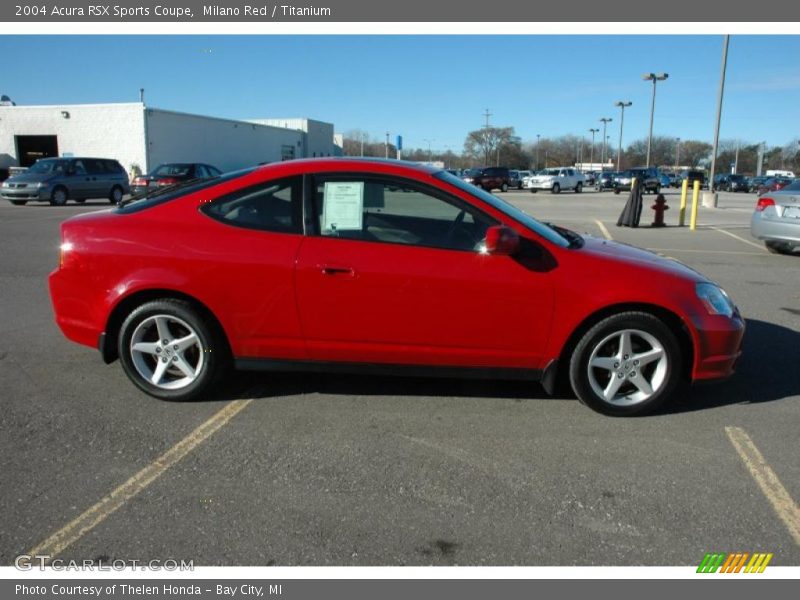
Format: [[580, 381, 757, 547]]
[[116, 167, 255, 214]]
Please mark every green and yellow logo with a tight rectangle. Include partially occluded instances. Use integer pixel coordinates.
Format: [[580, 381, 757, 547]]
[[697, 552, 773, 573]]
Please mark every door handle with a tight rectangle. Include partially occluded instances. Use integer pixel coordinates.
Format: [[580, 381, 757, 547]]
[[319, 265, 355, 277]]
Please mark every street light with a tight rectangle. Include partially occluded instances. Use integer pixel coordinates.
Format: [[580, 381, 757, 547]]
[[614, 101, 632, 171], [588, 128, 599, 169], [675, 137, 681, 169], [599, 118, 613, 165], [423, 138, 434, 163], [535, 134, 541, 170], [642, 72, 669, 167], [385, 131, 390, 159]]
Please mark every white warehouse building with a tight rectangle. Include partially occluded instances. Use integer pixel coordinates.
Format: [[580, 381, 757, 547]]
[[0, 102, 338, 175]]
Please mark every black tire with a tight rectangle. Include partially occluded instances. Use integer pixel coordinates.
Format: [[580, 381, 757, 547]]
[[74, 199, 86, 204], [530, 189, 538, 194], [10, 200, 27, 206], [765, 241, 795, 255], [568, 311, 682, 416], [500, 182, 509, 192], [655, 185, 661, 194], [552, 183, 561, 194], [614, 188, 621, 195], [575, 182, 583, 193], [118, 299, 228, 401], [109, 185, 124, 204], [50, 186, 68, 206]]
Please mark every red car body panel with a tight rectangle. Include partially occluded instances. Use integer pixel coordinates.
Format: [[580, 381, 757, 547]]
[[49, 159, 744, 385]]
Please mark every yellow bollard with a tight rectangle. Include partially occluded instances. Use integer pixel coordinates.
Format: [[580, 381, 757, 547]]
[[679, 179, 688, 226], [689, 180, 701, 230]]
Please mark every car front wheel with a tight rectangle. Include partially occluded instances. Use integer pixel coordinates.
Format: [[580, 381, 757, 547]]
[[575, 182, 583, 193], [118, 299, 227, 401], [50, 186, 68, 206], [500, 182, 509, 192], [569, 312, 682, 416]]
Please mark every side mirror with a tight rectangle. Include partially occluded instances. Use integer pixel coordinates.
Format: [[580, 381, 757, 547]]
[[484, 225, 520, 256]]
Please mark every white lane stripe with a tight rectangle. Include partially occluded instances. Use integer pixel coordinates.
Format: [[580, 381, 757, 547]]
[[594, 219, 613, 240], [710, 226, 768, 251]]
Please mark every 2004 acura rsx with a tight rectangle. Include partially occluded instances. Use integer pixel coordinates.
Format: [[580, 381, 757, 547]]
[[48, 159, 744, 416]]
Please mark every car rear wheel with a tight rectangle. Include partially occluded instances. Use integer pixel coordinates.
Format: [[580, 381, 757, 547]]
[[575, 182, 583, 193], [118, 299, 227, 401], [569, 312, 682, 416], [552, 183, 561, 194], [10, 200, 27, 206], [530, 189, 538, 194], [109, 185, 124, 204], [765, 241, 795, 255], [500, 183, 509, 192], [50, 186, 68, 206]]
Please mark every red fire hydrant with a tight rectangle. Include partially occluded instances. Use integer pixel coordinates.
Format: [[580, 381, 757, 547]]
[[651, 194, 669, 227]]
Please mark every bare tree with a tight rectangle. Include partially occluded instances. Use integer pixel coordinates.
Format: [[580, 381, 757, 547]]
[[464, 126, 515, 166]]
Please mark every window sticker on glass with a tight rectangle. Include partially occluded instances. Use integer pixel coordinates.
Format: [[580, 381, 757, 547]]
[[322, 181, 364, 232]]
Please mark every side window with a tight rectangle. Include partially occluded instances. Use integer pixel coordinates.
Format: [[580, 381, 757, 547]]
[[86, 159, 107, 174], [202, 176, 302, 234], [567, 169, 575, 176], [207, 165, 222, 177], [194, 165, 208, 178], [314, 176, 497, 251], [72, 160, 87, 176]]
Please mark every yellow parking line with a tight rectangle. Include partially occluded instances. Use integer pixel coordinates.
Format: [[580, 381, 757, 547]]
[[725, 426, 800, 546], [594, 219, 613, 240], [710, 226, 768, 252], [28, 399, 253, 559]]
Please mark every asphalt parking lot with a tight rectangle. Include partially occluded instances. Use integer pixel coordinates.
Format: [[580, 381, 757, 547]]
[[1, 187, 798, 567]]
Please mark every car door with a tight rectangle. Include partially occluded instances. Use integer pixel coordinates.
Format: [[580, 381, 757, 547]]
[[294, 172, 555, 369], [64, 159, 91, 199], [85, 159, 110, 198]]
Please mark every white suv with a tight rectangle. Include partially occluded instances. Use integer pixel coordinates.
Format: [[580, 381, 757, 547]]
[[524, 167, 584, 194]]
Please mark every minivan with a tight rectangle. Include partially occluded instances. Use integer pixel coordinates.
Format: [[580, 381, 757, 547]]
[[0, 157, 130, 206]]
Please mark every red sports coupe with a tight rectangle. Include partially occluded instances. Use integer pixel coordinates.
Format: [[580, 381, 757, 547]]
[[49, 159, 744, 416]]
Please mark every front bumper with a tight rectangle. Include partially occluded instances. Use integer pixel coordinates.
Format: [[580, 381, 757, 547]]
[[1, 187, 49, 201], [692, 313, 745, 382], [525, 180, 556, 190]]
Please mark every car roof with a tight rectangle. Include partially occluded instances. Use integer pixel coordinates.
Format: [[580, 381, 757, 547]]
[[253, 157, 443, 177]]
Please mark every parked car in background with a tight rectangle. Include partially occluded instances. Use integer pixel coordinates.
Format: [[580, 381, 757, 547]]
[[678, 169, 707, 190], [659, 173, 672, 188], [460, 168, 482, 185], [583, 172, 596, 186], [749, 176, 768, 191], [714, 173, 750, 193], [756, 177, 793, 196], [48, 158, 744, 416], [750, 179, 800, 255], [508, 170, 523, 190], [471, 166, 513, 192], [525, 167, 585, 194], [131, 163, 222, 195], [517, 170, 533, 182], [595, 172, 619, 191], [614, 167, 661, 194], [0, 157, 129, 206]]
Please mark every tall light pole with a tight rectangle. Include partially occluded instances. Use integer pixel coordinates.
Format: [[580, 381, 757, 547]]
[[423, 138, 434, 163], [588, 128, 599, 169], [614, 101, 632, 171], [675, 138, 681, 169], [642, 72, 669, 167], [599, 118, 613, 165], [708, 35, 729, 191], [360, 132, 365, 157], [385, 131, 390, 159], [536, 134, 541, 170]]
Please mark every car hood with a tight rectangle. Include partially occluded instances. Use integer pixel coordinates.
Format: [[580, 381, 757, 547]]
[[577, 235, 707, 282], [5, 172, 48, 184]]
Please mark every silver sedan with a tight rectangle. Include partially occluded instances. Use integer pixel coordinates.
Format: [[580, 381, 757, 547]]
[[751, 179, 800, 254]]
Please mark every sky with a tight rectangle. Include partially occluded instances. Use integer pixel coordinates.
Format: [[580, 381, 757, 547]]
[[1, 35, 798, 153]]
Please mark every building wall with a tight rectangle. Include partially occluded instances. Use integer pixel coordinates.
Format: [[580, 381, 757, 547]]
[[145, 109, 304, 172], [251, 118, 336, 158], [0, 103, 146, 172]]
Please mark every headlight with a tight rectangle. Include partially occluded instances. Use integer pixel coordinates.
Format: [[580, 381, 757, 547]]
[[696, 283, 735, 317]]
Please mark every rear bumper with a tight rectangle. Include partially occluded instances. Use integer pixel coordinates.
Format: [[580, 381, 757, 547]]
[[751, 212, 800, 244], [48, 267, 104, 350]]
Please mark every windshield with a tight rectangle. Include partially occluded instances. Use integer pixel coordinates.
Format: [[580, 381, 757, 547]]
[[28, 159, 68, 175], [540, 169, 559, 176], [434, 171, 570, 248]]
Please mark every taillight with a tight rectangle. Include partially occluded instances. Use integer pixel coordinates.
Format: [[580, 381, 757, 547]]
[[157, 177, 179, 186], [756, 198, 775, 212], [132, 177, 148, 186]]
